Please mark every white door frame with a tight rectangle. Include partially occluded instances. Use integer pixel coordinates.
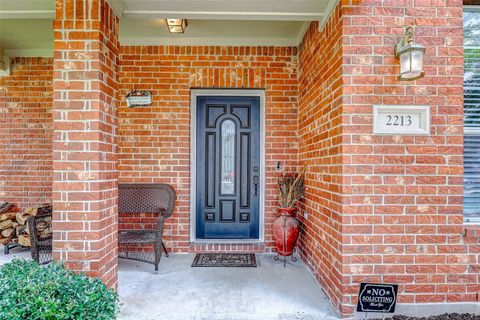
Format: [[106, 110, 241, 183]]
[[190, 89, 265, 243]]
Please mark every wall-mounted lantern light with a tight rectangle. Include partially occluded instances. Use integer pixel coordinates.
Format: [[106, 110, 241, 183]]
[[395, 26, 425, 81], [166, 19, 187, 34]]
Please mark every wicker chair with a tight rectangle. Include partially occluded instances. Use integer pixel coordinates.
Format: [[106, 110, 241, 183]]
[[28, 213, 53, 265], [118, 183, 176, 271]]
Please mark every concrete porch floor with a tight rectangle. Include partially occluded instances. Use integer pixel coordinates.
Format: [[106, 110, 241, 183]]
[[118, 253, 338, 320], [0, 248, 339, 320]]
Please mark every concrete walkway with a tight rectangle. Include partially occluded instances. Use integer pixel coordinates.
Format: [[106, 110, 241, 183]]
[[0, 246, 31, 263], [118, 253, 339, 320]]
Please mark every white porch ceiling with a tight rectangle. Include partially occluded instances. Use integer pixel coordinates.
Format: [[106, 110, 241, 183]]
[[120, 19, 309, 46], [112, 0, 327, 21], [0, 0, 337, 56], [0, 19, 53, 57]]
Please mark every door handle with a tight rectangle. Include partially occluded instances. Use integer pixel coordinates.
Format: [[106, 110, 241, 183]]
[[253, 175, 259, 197]]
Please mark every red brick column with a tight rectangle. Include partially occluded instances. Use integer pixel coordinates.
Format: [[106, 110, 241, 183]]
[[340, 0, 473, 316], [52, 0, 119, 288], [299, 0, 477, 317]]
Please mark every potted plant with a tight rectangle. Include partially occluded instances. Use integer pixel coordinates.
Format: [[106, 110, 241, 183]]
[[272, 166, 306, 260]]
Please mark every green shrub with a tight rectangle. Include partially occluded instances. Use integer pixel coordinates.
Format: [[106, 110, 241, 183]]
[[0, 259, 118, 320]]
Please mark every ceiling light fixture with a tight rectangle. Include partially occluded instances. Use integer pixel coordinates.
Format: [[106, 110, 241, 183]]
[[166, 19, 187, 34]]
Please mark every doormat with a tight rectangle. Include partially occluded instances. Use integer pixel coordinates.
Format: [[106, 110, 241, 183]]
[[191, 253, 257, 267]]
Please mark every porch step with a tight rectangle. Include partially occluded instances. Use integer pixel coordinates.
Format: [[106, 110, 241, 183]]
[[189, 242, 267, 253]]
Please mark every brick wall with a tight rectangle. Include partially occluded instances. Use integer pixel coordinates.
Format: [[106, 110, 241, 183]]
[[52, 0, 119, 288], [0, 57, 53, 208], [340, 0, 478, 315], [1, 1, 478, 315], [296, 0, 479, 316], [297, 6, 345, 313], [118, 46, 299, 252]]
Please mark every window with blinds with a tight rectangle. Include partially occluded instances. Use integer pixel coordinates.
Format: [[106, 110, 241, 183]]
[[463, 9, 480, 222]]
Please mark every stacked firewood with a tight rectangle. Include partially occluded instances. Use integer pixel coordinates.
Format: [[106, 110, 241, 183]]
[[0, 202, 52, 247]]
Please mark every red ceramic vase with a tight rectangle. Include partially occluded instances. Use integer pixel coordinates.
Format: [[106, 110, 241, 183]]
[[272, 207, 300, 256]]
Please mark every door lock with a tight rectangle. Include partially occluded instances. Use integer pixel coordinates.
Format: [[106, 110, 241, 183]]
[[253, 175, 259, 197]]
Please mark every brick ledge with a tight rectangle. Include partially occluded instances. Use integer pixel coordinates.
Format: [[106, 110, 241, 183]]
[[189, 242, 270, 253]]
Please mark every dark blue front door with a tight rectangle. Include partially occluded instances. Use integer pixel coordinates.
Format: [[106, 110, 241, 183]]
[[196, 96, 260, 239]]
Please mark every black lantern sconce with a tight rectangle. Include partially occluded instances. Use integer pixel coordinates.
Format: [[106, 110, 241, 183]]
[[395, 26, 425, 81]]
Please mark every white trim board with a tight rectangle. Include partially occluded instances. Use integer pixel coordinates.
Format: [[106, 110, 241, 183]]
[[122, 10, 322, 21], [189, 89, 266, 243], [5, 49, 53, 58], [121, 37, 300, 47], [295, 21, 311, 47], [318, 0, 339, 31], [0, 10, 54, 19]]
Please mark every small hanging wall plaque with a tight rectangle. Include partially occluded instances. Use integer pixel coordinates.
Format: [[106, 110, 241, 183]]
[[126, 90, 152, 107], [356, 283, 398, 313]]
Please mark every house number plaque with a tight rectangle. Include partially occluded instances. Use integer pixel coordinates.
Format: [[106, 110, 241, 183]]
[[373, 105, 430, 135]]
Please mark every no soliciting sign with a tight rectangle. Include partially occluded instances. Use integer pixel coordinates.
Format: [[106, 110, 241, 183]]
[[356, 283, 398, 313]]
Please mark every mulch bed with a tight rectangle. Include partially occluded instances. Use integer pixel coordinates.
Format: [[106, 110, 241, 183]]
[[374, 314, 479, 320]]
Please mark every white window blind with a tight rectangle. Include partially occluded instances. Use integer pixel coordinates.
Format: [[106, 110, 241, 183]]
[[463, 9, 480, 222]]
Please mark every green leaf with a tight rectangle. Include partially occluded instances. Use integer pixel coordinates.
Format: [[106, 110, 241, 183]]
[[0, 259, 118, 320]]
